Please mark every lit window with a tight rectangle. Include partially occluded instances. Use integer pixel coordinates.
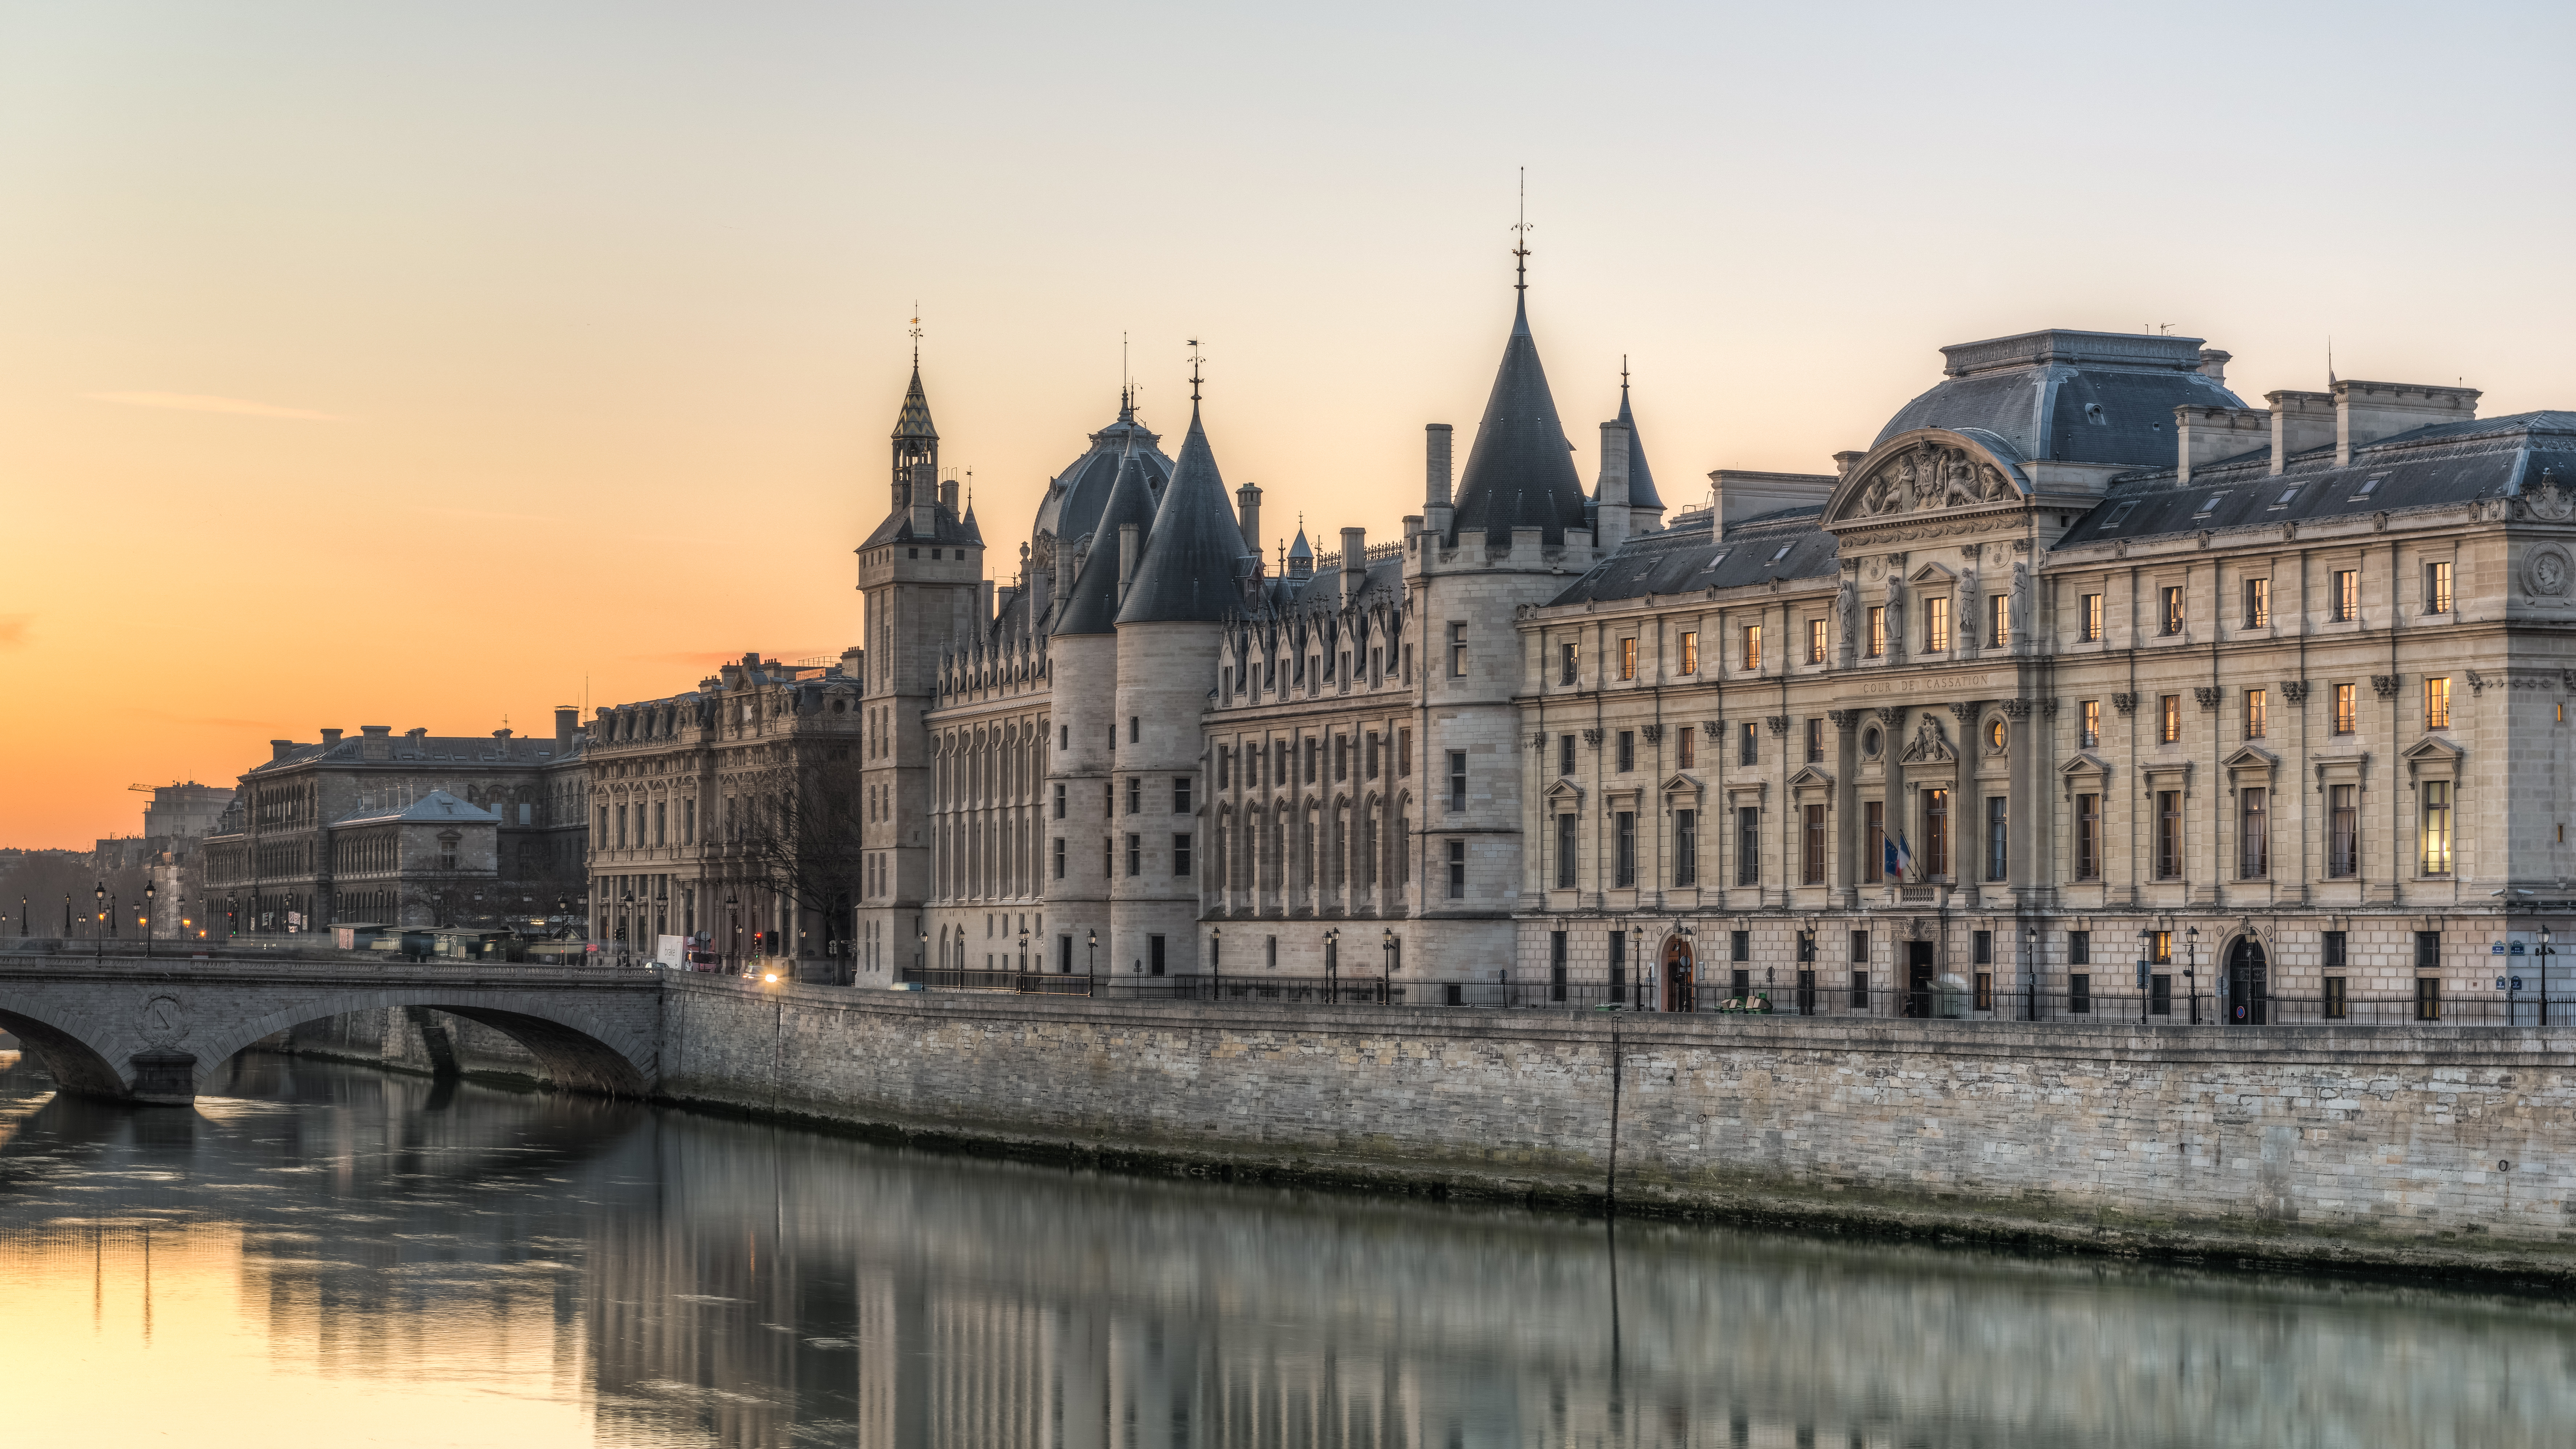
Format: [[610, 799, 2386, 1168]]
[[2425, 560, 2454, 615], [1679, 631, 1698, 674], [2422, 781, 2454, 876], [2081, 593, 2104, 641], [2332, 683, 2357, 735], [1925, 596, 1951, 652], [2243, 578, 2270, 628], [1986, 594, 2007, 648], [1742, 625, 1762, 671], [1808, 618, 1828, 664], [2159, 695, 2181, 744], [2160, 586, 2185, 635], [1866, 607, 1887, 657], [2424, 676, 2451, 730], [2245, 688, 2268, 740], [2079, 700, 2101, 749], [1619, 637, 1637, 680], [2331, 569, 2359, 622]]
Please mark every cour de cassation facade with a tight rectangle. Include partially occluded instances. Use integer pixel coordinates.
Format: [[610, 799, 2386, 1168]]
[[846, 263, 2576, 1023]]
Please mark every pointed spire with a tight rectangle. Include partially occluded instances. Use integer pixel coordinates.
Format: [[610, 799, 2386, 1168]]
[[1450, 275, 1586, 546], [1613, 362, 1664, 511], [1116, 397, 1248, 626]]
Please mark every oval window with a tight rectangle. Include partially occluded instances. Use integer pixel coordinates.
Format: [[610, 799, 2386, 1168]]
[[1986, 719, 2008, 750], [1861, 727, 1882, 757]]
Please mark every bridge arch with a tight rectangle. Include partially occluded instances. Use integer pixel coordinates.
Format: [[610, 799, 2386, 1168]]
[[0, 1006, 131, 1098], [196, 991, 655, 1098], [0, 973, 657, 1104]]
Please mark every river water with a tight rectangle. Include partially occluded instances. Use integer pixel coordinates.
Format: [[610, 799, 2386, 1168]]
[[2, 1048, 2571, 1449]]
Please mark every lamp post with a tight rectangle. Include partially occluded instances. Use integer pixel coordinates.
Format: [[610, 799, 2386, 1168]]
[[1211, 926, 1222, 998], [2024, 925, 2038, 1022], [917, 928, 927, 980], [1632, 924, 1645, 1011], [1380, 926, 1394, 1005], [1087, 928, 1098, 996], [725, 891, 740, 971], [2136, 927, 2152, 1024], [1324, 927, 1340, 1001], [2543, 925, 2556, 1027], [144, 882, 155, 959], [1018, 927, 1029, 982], [2185, 925, 2200, 1025], [95, 882, 106, 960]]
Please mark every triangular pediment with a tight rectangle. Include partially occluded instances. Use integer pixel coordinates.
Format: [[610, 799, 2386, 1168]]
[[2060, 749, 2112, 778], [1788, 765, 1835, 791], [1659, 772, 1702, 796], [1544, 779, 1586, 806], [2223, 743, 2280, 772], [2401, 734, 2466, 764], [1908, 561, 1958, 585]]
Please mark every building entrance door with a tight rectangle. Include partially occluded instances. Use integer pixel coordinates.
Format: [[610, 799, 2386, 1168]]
[[1905, 942, 1935, 1018], [2227, 938, 2268, 1025], [1662, 937, 1694, 1013]]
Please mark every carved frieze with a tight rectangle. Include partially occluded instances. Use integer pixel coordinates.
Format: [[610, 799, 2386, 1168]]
[[1899, 716, 1956, 764]]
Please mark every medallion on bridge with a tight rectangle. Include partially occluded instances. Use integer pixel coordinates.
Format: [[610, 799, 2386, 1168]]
[[137, 993, 189, 1049]]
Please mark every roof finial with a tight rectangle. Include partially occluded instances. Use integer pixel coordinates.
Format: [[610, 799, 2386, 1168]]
[[910, 303, 922, 367], [1620, 353, 1630, 399], [1187, 338, 1203, 404], [1511, 167, 1532, 294]]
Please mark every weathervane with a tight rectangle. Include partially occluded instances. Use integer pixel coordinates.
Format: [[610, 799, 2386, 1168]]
[[1511, 166, 1532, 293], [1187, 339, 1204, 403], [910, 303, 922, 365]]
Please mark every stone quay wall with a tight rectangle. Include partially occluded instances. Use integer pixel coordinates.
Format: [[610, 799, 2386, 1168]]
[[656, 978, 2576, 1277]]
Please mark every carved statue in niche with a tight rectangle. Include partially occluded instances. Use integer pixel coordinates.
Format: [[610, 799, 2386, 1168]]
[[1882, 568, 1906, 643], [1835, 574, 1858, 653], [2009, 560, 2032, 638]]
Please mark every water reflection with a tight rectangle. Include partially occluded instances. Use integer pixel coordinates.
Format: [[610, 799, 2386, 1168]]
[[2, 1048, 2572, 1448]]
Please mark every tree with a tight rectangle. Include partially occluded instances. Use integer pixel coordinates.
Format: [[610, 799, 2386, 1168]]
[[727, 756, 864, 982]]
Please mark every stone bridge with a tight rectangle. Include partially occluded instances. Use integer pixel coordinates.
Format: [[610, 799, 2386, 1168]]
[[0, 951, 662, 1103]]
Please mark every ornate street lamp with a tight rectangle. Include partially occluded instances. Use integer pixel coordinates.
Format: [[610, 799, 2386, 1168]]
[[94, 882, 106, 960], [1381, 926, 1396, 1005], [2024, 924, 2039, 1023], [2185, 925, 2201, 1025], [143, 882, 155, 959], [1210, 925, 1222, 997], [1324, 926, 1340, 1000], [1087, 928, 1098, 995]]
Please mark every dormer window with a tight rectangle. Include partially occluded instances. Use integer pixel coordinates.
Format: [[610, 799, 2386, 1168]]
[[2350, 477, 2382, 502], [1770, 544, 1792, 562], [2271, 485, 2301, 507], [2098, 502, 2136, 531], [2193, 493, 2225, 518]]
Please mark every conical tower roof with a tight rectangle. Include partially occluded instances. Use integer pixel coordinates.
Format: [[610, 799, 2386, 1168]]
[[1450, 294, 1587, 545], [1286, 527, 1312, 560], [891, 364, 938, 443], [1116, 406, 1248, 625], [1616, 378, 1662, 510], [1053, 444, 1160, 636]]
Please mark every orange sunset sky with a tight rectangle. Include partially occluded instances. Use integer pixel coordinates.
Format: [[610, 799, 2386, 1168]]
[[5, 2, 2573, 847]]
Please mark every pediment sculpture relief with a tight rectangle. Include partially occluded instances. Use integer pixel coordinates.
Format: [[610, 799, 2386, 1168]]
[[1854, 442, 2018, 518], [1899, 715, 1955, 764]]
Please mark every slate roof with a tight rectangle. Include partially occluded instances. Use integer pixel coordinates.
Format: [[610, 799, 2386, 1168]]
[[333, 790, 501, 828], [1547, 506, 1838, 606], [1116, 405, 1251, 625], [1052, 444, 1162, 636], [859, 497, 984, 549], [246, 733, 573, 774], [2069, 410, 2576, 544], [1033, 396, 1174, 551], [1875, 329, 2244, 469], [1450, 294, 1589, 546]]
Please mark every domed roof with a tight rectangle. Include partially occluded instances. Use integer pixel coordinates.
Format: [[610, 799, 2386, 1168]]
[[1875, 329, 2245, 469], [1032, 393, 1174, 553]]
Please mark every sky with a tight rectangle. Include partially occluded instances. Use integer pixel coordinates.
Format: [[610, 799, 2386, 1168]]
[[3, 1, 2572, 846]]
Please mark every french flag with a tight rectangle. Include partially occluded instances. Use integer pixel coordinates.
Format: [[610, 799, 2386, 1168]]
[[1884, 831, 1913, 881]]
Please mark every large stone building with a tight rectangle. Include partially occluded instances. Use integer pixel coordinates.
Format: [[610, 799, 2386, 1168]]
[[202, 713, 589, 932], [834, 256, 2576, 1021], [581, 650, 866, 969]]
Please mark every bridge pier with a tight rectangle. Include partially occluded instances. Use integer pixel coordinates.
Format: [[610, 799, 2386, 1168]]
[[128, 1052, 198, 1106]]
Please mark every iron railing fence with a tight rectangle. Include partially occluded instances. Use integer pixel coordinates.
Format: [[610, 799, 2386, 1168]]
[[893, 966, 2575, 1025]]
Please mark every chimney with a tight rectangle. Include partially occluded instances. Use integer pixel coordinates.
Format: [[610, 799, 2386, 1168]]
[[911, 460, 939, 539], [1425, 424, 1453, 507], [362, 724, 394, 761], [1117, 521, 1141, 603], [1236, 481, 1263, 569], [493, 728, 512, 740], [977, 578, 996, 626], [939, 474, 960, 512], [1596, 420, 1633, 552], [320, 728, 343, 749], [405, 728, 427, 754], [1340, 527, 1366, 601], [2196, 348, 2232, 385], [554, 707, 576, 750], [2265, 391, 2337, 475], [2334, 380, 2479, 465], [2174, 405, 2271, 486], [270, 739, 296, 761]]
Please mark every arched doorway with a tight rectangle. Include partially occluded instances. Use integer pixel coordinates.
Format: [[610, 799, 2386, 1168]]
[[1662, 935, 1695, 1013], [2227, 936, 2269, 1025]]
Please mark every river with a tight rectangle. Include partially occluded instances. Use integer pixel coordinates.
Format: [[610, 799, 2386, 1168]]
[[1, 1046, 2570, 1448]]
